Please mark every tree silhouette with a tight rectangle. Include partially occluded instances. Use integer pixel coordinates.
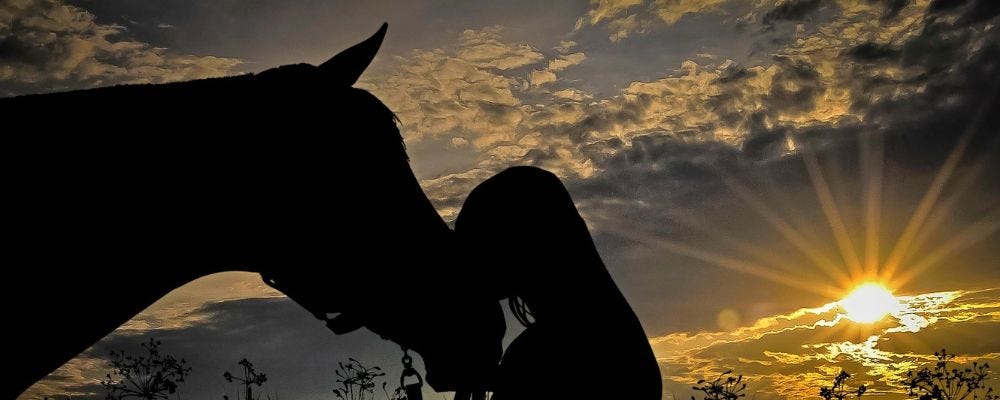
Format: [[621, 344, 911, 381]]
[[101, 338, 192, 400], [332, 358, 405, 400], [905, 349, 997, 400], [820, 370, 866, 400], [224, 358, 268, 400], [692, 370, 747, 400]]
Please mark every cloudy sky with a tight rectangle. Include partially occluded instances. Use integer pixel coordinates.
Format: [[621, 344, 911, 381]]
[[5, 0, 1000, 399]]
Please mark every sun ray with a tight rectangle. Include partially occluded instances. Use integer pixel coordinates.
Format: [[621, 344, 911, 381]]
[[860, 129, 884, 280], [882, 89, 998, 280], [604, 223, 843, 298], [886, 157, 995, 283], [801, 147, 864, 279], [659, 207, 811, 278], [881, 130, 973, 279], [893, 213, 1000, 288], [716, 169, 854, 287]]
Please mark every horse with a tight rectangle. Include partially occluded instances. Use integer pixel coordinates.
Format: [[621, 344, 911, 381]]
[[1, 24, 661, 400]]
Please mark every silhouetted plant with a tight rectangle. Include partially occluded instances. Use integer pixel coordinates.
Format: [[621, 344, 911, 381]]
[[101, 338, 192, 400], [332, 358, 406, 400], [224, 358, 268, 400], [692, 370, 747, 400], [905, 349, 997, 400], [820, 370, 866, 400], [385, 386, 406, 400]]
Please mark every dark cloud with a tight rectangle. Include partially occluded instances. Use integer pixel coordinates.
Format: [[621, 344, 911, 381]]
[[865, 5, 1000, 167], [762, 0, 824, 25], [926, 0, 1000, 22], [31, 294, 533, 400], [865, 0, 911, 19], [565, 95, 649, 143], [845, 42, 900, 63], [563, 9, 1000, 328], [765, 56, 822, 114], [713, 62, 758, 84], [39, 298, 410, 400]]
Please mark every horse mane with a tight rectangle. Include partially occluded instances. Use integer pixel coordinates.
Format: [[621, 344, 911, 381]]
[[338, 87, 408, 162], [0, 66, 409, 164]]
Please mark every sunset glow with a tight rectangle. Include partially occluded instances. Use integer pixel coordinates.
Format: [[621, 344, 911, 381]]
[[6, 0, 999, 399]]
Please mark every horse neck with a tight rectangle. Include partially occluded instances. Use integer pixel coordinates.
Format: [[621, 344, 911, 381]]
[[10, 261, 240, 400], [47, 261, 242, 338]]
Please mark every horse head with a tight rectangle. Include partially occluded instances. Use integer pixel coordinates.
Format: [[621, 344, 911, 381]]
[[247, 23, 506, 394]]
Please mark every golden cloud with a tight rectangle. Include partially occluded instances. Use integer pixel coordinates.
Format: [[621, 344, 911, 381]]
[[653, 0, 728, 25], [652, 288, 1000, 399], [0, 0, 241, 96]]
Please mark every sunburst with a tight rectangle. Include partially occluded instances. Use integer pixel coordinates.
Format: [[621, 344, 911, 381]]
[[595, 91, 997, 313], [839, 283, 900, 324]]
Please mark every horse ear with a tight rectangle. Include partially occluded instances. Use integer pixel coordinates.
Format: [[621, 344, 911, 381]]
[[319, 23, 388, 86]]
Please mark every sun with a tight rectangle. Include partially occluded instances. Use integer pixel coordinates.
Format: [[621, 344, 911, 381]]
[[839, 283, 900, 323]]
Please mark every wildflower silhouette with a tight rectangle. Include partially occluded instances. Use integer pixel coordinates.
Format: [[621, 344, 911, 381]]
[[101, 338, 191, 400], [820, 370, 866, 400], [692, 370, 746, 400], [333, 358, 405, 400], [224, 358, 268, 400], [905, 349, 997, 400]]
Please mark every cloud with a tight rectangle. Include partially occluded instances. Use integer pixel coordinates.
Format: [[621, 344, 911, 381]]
[[653, 0, 728, 25], [365, 2, 1000, 311], [552, 88, 594, 101], [586, 0, 645, 25], [762, 0, 824, 25], [529, 69, 558, 86], [529, 52, 588, 86], [539, 0, 1000, 344], [554, 40, 578, 54], [0, 0, 241, 96], [117, 273, 284, 333], [576, 0, 729, 42], [369, 0, 997, 227], [649, 288, 1000, 399], [359, 26, 600, 215], [22, 356, 108, 400], [456, 26, 544, 70], [607, 14, 644, 42], [6, 0, 1000, 399], [547, 52, 587, 72], [22, 296, 412, 400], [360, 26, 534, 148]]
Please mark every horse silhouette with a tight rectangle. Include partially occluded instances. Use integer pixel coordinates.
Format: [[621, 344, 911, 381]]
[[1, 24, 661, 400]]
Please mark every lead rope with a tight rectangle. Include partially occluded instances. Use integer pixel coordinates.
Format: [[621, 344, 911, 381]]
[[400, 348, 424, 400], [401, 348, 489, 400], [509, 295, 535, 327]]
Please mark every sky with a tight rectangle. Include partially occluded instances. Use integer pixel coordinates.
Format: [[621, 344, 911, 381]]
[[4, 0, 1000, 399]]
